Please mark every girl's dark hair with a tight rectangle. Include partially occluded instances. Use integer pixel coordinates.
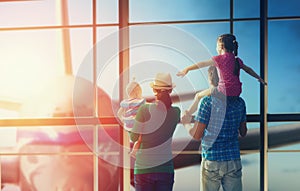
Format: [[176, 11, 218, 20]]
[[208, 66, 219, 87], [154, 89, 172, 109], [218, 34, 240, 76]]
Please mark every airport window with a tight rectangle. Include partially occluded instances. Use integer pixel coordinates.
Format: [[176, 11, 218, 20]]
[[268, 20, 300, 114], [0, 1, 300, 191]]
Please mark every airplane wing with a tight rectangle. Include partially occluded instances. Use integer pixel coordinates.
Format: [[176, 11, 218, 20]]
[[172, 123, 300, 169]]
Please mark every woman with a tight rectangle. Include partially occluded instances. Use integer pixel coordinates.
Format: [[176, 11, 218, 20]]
[[129, 73, 181, 191]]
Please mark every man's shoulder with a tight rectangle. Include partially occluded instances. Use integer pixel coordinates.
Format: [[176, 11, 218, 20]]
[[198, 96, 213, 110], [201, 95, 245, 104], [234, 97, 246, 106], [140, 102, 151, 109], [202, 95, 212, 102]]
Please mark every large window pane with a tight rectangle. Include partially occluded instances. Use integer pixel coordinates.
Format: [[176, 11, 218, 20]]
[[174, 166, 200, 191], [269, 0, 300, 17], [241, 153, 260, 191], [0, 126, 94, 153], [234, 0, 260, 18], [129, 0, 230, 23], [268, 122, 300, 151], [240, 123, 260, 191], [0, 125, 95, 190], [234, 21, 260, 114], [269, 152, 300, 191], [0, 29, 65, 118], [1, 154, 95, 190], [70, 28, 93, 76], [0, 1, 57, 27], [96, 27, 119, 116], [97, 0, 118, 24], [268, 20, 300, 113], [68, 0, 93, 25]]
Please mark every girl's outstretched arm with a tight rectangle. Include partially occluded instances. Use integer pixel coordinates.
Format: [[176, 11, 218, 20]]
[[241, 64, 267, 85], [177, 59, 214, 77]]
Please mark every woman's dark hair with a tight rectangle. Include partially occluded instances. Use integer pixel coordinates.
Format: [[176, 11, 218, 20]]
[[154, 89, 172, 109], [218, 34, 240, 76]]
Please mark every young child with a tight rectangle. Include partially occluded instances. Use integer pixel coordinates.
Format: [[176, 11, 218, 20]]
[[117, 79, 145, 158], [181, 65, 219, 124], [177, 33, 267, 100]]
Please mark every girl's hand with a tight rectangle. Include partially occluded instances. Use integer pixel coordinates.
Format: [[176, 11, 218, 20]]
[[176, 68, 188, 77], [259, 78, 267, 85]]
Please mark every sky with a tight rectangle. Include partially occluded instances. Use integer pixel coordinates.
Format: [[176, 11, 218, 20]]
[[0, 0, 300, 190]]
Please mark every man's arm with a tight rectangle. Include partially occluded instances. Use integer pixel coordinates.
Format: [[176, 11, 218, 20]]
[[239, 121, 247, 137], [185, 121, 206, 141]]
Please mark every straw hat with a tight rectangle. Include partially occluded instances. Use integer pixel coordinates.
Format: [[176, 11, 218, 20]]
[[150, 73, 176, 90]]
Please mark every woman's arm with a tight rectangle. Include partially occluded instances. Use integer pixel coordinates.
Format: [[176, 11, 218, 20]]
[[177, 59, 214, 77], [117, 107, 125, 123], [241, 64, 267, 85], [129, 106, 145, 142]]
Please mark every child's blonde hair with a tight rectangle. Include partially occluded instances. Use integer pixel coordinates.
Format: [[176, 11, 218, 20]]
[[126, 78, 142, 98]]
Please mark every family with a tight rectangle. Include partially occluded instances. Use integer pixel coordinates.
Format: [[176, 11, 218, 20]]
[[117, 34, 267, 191]]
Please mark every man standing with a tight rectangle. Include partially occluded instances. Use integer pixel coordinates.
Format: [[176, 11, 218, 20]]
[[186, 94, 247, 191]]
